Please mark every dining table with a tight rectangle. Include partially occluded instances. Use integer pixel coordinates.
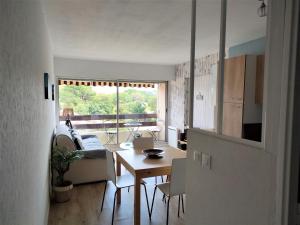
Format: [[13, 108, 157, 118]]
[[115, 146, 186, 225]]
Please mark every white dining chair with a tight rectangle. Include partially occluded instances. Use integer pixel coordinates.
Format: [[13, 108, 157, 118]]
[[103, 121, 117, 145], [133, 137, 164, 184], [100, 151, 151, 225], [150, 158, 186, 225], [132, 137, 154, 149], [146, 126, 161, 142]]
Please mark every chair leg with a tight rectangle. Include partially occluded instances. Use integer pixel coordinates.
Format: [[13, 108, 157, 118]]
[[142, 184, 151, 220], [111, 190, 118, 225], [166, 197, 171, 225], [161, 175, 164, 183], [100, 181, 107, 212], [181, 194, 185, 214], [150, 186, 157, 217], [177, 195, 181, 217]]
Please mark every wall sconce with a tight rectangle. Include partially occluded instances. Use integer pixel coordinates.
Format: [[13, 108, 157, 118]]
[[257, 0, 267, 17]]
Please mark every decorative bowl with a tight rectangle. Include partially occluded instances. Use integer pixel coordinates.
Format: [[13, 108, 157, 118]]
[[143, 149, 164, 159]]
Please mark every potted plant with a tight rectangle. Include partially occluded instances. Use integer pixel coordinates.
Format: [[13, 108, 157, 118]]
[[51, 146, 83, 203]]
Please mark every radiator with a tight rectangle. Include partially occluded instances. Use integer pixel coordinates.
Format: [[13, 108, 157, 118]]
[[168, 126, 178, 148]]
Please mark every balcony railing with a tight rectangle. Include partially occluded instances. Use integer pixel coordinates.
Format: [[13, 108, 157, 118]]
[[59, 113, 157, 129]]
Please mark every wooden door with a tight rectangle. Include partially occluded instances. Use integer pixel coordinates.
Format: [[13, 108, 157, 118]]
[[222, 102, 243, 138], [224, 55, 246, 103]]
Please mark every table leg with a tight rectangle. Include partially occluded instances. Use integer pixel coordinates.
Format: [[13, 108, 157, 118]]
[[134, 175, 141, 225], [116, 155, 121, 204]]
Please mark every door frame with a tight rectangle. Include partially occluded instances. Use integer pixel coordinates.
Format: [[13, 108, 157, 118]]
[[274, 0, 300, 224]]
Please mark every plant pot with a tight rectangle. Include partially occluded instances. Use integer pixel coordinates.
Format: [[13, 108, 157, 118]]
[[53, 181, 73, 203]]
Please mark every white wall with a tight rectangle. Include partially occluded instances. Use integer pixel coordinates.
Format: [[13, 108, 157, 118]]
[[169, 62, 190, 131], [0, 1, 55, 225], [169, 53, 218, 131], [193, 64, 217, 129], [54, 57, 175, 81], [186, 131, 275, 225]]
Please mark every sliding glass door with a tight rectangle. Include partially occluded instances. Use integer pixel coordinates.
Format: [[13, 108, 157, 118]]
[[118, 81, 166, 144], [58, 80, 118, 145], [58, 79, 167, 146]]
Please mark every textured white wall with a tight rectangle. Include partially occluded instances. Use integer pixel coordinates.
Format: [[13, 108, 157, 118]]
[[0, 1, 55, 225], [54, 57, 175, 81], [168, 62, 190, 132], [169, 53, 218, 131]]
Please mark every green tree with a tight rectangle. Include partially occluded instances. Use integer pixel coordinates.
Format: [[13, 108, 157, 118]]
[[59, 85, 157, 115], [59, 86, 97, 114]]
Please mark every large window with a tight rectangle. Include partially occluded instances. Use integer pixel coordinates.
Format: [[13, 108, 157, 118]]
[[58, 80, 166, 145]]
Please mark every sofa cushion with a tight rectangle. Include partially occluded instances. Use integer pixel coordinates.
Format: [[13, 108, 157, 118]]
[[55, 124, 73, 140], [53, 125, 106, 159], [72, 134, 84, 150], [73, 137, 82, 150], [82, 136, 104, 150], [81, 135, 106, 159], [53, 125, 76, 151]]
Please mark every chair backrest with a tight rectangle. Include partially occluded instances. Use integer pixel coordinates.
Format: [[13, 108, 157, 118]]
[[106, 151, 116, 185], [133, 137, 154, 150], [102, 120, 109, 133], [170, 158, 186, 196]]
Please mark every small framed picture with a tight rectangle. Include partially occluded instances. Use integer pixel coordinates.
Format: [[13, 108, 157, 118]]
[[44, 73, 49, 99], [51, 84, 55, 101]]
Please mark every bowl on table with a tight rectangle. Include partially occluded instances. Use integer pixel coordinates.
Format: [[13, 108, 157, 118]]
[[143, 149, 164, 159]]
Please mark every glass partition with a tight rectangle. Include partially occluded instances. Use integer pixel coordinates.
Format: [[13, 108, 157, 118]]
[[192, 0, 221, 132], [118, 82, 166, 144], [222, 0, 267, 142]]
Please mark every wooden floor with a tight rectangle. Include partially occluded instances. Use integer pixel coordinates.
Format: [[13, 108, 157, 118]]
[[48, 179, 185, 225]]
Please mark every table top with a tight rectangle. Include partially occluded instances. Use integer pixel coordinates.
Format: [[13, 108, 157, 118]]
[[116, 146, 186, 172], [119, 142, 133, 150]]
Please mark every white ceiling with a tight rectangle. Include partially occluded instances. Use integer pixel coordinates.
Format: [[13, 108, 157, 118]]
[[45, 0, 267, 65]]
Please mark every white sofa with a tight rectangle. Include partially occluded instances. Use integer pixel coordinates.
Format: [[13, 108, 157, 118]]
[[52, 125, 107, 184]]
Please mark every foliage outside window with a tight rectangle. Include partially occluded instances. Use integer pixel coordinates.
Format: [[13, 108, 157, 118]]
[[59, 85, 157, 115]]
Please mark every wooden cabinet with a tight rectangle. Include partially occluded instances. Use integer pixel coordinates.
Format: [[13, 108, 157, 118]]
[[223, 55, 246, 104], [223, 102, 243, 138], [222, 55, 264, 139]]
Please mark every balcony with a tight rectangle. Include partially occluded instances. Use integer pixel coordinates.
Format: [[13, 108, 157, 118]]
[[59, 113, 163, 144]]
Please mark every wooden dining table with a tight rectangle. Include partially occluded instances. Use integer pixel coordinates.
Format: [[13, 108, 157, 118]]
[[115, 146, 186, 225]]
